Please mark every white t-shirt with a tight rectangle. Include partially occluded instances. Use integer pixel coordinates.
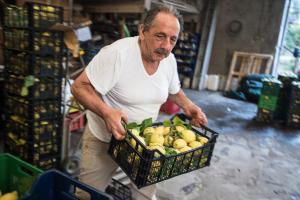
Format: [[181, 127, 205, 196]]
[[85, 36, 181, 142]]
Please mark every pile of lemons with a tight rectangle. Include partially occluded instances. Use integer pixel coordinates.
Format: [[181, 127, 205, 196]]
[[129, 124, 208, 156]]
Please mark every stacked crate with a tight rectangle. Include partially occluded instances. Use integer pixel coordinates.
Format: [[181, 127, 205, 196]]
[[256, 78, 282, 122], [276, 72, 298, 121], [2, 3, 64, 169], [173, 32, 200, 88], [287, 82, 300, 128]]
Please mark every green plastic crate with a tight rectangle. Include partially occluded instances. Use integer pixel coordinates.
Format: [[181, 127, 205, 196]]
[[261, 78, 282, 96], [258, 95, 278, 111], [0, 153, 43, 197]]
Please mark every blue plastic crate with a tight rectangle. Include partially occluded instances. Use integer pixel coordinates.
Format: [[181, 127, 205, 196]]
[[22, 170, 113, 200]]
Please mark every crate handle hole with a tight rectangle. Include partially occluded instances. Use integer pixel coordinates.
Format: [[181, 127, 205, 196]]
[[74, 187, 92, 200], [19, 166, 35, 177]]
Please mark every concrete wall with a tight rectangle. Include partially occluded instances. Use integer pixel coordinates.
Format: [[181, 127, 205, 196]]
[[208, 0, 285, 75]]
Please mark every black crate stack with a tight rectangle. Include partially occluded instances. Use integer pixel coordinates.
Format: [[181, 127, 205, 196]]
[[256, 78, 282, 122], [287, 82, 300, 128], [173, 32, 200, 88], [276, 72, 298, 122], [2, 3, 64, 169]]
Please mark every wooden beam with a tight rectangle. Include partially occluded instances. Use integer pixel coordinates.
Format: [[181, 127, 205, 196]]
[[84, 1, 145, 13]]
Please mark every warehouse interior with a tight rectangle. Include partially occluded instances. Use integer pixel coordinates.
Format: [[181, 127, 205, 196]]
[[0, 0, 299, 200]]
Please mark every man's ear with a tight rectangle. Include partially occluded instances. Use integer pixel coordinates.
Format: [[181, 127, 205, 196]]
[[139, 24, 145, 40]]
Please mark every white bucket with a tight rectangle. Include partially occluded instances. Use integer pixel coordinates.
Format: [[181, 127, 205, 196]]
[[207, 74, 220, 91]]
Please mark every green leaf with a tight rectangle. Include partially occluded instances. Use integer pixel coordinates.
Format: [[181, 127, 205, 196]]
[[172, 116, 185, 126], [165, 147, 178, 155], [126, 122, 138, 129], [186, 124, 192, 130], [163, 119, 171, 127], [140, 118, 153, 132]]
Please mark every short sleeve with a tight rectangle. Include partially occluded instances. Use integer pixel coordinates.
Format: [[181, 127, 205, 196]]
[[85, 46, 121, 95], [168, 54, 181, 94]]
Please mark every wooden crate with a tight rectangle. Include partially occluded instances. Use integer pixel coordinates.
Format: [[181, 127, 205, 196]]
[[225, 51, 273, 91]]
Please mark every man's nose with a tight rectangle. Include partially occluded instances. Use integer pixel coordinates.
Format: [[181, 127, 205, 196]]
[[161, 38, 173, 52]]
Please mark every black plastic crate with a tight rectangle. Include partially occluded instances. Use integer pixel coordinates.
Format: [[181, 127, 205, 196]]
[[4, 116, 62, 165], [3, 5, 29, 28], [4, 29, 29, 50], [4, 131, 61, 170], [5, 75, 62, 99], [5, 128, 61, 155], [4, 29, 63, 56], [4, 50, 63, 77], [5, 96, 61, 120], [3, 3, 63, 29], [105, 179, 132, 200], [289, 96, 300, 113], [290, 82, 300, 109], [108, 114, 218, 189], [278, 72, 298, 90], [256, 108, 274, 123], [5, 117, 62, 141], [32, 31, 63, 55], [286, 113, 300, 128]]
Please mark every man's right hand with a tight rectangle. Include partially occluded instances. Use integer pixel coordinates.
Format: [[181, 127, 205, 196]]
[[102, 107, 128, 140]]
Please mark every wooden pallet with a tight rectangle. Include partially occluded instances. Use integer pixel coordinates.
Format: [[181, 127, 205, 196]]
[[225, 51, 273, 91]]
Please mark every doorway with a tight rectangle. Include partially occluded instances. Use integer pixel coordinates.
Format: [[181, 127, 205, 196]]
[[277, 0, 300, 75]]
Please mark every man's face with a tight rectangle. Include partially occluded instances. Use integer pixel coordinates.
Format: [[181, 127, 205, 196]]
[[139, 12, 180, 62]]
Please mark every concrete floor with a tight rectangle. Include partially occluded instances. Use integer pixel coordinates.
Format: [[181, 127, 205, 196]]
[[156, 90, 300, 200], [68, 89, 300, 200]]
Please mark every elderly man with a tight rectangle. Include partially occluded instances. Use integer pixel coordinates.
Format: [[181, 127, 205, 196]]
[[72, 5, 207, 200]]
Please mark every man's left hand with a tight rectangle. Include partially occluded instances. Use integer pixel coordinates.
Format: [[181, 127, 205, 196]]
[[183, 104, 208, 127]]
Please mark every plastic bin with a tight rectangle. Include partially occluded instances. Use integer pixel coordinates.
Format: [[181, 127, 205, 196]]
[[0, 153, 43, 198], [261, 78, 282, 96], [160, 99, 180, 115], [5, 74, 62, 99], [105, 179, 132, 200], [66, 111, 86, 132], [3, 3, 63, 29], [22, 170, 113, 200], [108, 114, 219, 189], [258, 95, 278, 111], [5, 132, 61, 170], [5, 96, 61, 120], [289, 81, 300, 112], [4, 50, 63, 77]]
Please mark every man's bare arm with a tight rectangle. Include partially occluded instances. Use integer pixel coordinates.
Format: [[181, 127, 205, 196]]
[[71, 71, 128, 140], [168, 89, 208, 126]]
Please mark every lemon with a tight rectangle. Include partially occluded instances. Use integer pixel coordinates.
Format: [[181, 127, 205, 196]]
[[130, 136, 145, 152], [163, 127, 170, 135], [181, 129, 196, 143], [150, 133, 164, 146], [179, 146, 192, 153], [155, 126, 165, 135], [175, 125, 185, 132], [147, 145, 165, 155], [197, 136, 208, 144], [149, 142, 163, 147], [130, 129, 139, 136], [0, 191, 18, 200], [143, 127, 155, 135], [173, 139, 187, 149], [188, 141, 203, 149], [163, 136, 174, 147]]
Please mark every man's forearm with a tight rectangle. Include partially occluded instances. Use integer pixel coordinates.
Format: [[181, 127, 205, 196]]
[[71, 78, 110, 118]]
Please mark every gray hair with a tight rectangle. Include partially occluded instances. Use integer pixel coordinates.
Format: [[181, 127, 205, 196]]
[[141, 5, 184, 31]]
